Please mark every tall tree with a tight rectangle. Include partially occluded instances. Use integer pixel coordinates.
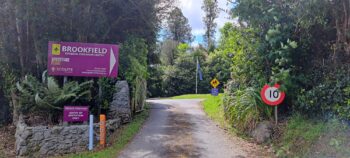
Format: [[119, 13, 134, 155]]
[[160, 39, 178, 65], [202, 0, 219, 50], [165, 7, 193, 43]]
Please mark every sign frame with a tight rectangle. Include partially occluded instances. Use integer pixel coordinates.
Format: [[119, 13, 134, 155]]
[[48, 41, 119, 78], [260, 84, 285, 106]]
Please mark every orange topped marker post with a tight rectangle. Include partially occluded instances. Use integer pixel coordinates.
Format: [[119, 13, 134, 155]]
[[100, 114, 106, 147]]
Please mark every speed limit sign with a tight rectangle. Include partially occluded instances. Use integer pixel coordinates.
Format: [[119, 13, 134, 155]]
[[260, 84, 285, 106]]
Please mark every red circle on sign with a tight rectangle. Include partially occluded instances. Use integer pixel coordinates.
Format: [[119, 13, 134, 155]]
[[260, 84, 285, 106]]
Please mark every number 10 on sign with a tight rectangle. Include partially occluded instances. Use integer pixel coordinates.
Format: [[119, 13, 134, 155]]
[[260, 84, 286, 125]]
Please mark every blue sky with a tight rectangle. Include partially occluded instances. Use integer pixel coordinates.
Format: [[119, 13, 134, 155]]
[[178, 0, 233, 46]]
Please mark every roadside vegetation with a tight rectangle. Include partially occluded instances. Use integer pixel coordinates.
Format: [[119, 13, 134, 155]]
[[173, 94, 350, 157], [274, 115, 350, 157]]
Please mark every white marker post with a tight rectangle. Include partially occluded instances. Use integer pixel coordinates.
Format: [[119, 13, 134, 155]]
[[260, 84, 286, 125], [88, 115, 93, 151]]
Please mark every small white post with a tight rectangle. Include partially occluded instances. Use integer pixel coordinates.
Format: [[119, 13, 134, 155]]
[[88, 115, 93, 151]]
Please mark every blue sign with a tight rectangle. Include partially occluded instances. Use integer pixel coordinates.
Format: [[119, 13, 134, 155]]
[[211, 88, 219, 96]]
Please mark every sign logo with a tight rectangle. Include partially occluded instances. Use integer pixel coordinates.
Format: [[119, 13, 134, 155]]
[[52, 44, 61, 55], [260, 84, 285, 106], [210, 78, 220, 88]]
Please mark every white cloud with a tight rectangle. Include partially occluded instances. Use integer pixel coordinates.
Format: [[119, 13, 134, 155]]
[[179, 0, 193, 11]]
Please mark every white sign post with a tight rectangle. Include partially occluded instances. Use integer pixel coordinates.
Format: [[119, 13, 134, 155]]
[[260, 84, 286, 125]]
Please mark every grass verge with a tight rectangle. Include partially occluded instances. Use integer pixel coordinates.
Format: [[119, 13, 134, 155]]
[[170, 94, 213, 99], [274, 114, 350, 157], [170, 94, 234, 132], [62, 105, 150, 158], [274, 114, 326, 157]]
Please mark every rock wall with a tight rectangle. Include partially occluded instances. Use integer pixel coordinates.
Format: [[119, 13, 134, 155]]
[[15, 116, 120, 157], [108, 81, 132, 123]]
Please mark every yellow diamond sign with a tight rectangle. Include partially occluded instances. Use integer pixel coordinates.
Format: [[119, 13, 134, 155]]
[[210, 78, 220, 88], [52, 44, 61, 55]]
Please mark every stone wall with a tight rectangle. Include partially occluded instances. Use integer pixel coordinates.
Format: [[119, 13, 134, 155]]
[[15, 81, 131, 157], [15, 116, 121, 157], [108, 81, 132, 123]]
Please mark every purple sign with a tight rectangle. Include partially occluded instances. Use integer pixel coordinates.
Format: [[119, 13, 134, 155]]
[[211, 88, 219, 96], [48, 41, 119, 78], [63, 106, 89, 122]]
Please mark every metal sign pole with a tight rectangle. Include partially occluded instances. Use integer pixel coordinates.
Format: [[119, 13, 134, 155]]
[[63, 76, 67, 85], [88, 114, 93, 150], [98, 80, 102, 117], [275, 106, 278, 125], [196, 56, 198, 94]]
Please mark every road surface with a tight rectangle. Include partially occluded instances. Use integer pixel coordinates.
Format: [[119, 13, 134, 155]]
[[119, 99, 269, 158]]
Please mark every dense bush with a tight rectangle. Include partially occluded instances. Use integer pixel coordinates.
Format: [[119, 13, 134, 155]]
[[161, 52, 197, 96], [220, 0, 350, 135], [160, 45, 213, 96], [296, 66, 350, 119], [16, 75, 93, 123], [0, 64, 17, 124], [223, 81, 272, 133], [120, 37, 149, 112], [97, 78, 117, 112]]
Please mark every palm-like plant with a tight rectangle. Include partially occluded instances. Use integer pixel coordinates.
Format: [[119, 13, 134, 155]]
[[16, 74, 93, 115]]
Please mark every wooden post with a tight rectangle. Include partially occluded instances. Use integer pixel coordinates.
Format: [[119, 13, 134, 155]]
[[100, 114, 106, 147]]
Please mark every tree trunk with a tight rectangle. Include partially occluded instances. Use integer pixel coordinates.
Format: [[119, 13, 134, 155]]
[[14, 2, 26, 76], [10, 90, 19, 125]]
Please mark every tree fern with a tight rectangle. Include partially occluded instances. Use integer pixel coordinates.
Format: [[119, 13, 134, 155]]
[[16, 74, 93, 117]]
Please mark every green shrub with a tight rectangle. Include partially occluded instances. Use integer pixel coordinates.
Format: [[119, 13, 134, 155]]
[[16, 75, 93, 122], [223, 85, 272, 133], [119, 37, 149, 111], [97, 78, 116, 111], [295, 66, 350, 119], [131, 77, 147, 113]]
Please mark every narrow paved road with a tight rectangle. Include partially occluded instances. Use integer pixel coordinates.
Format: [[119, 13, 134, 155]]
[[119, 99, 269, 158]]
